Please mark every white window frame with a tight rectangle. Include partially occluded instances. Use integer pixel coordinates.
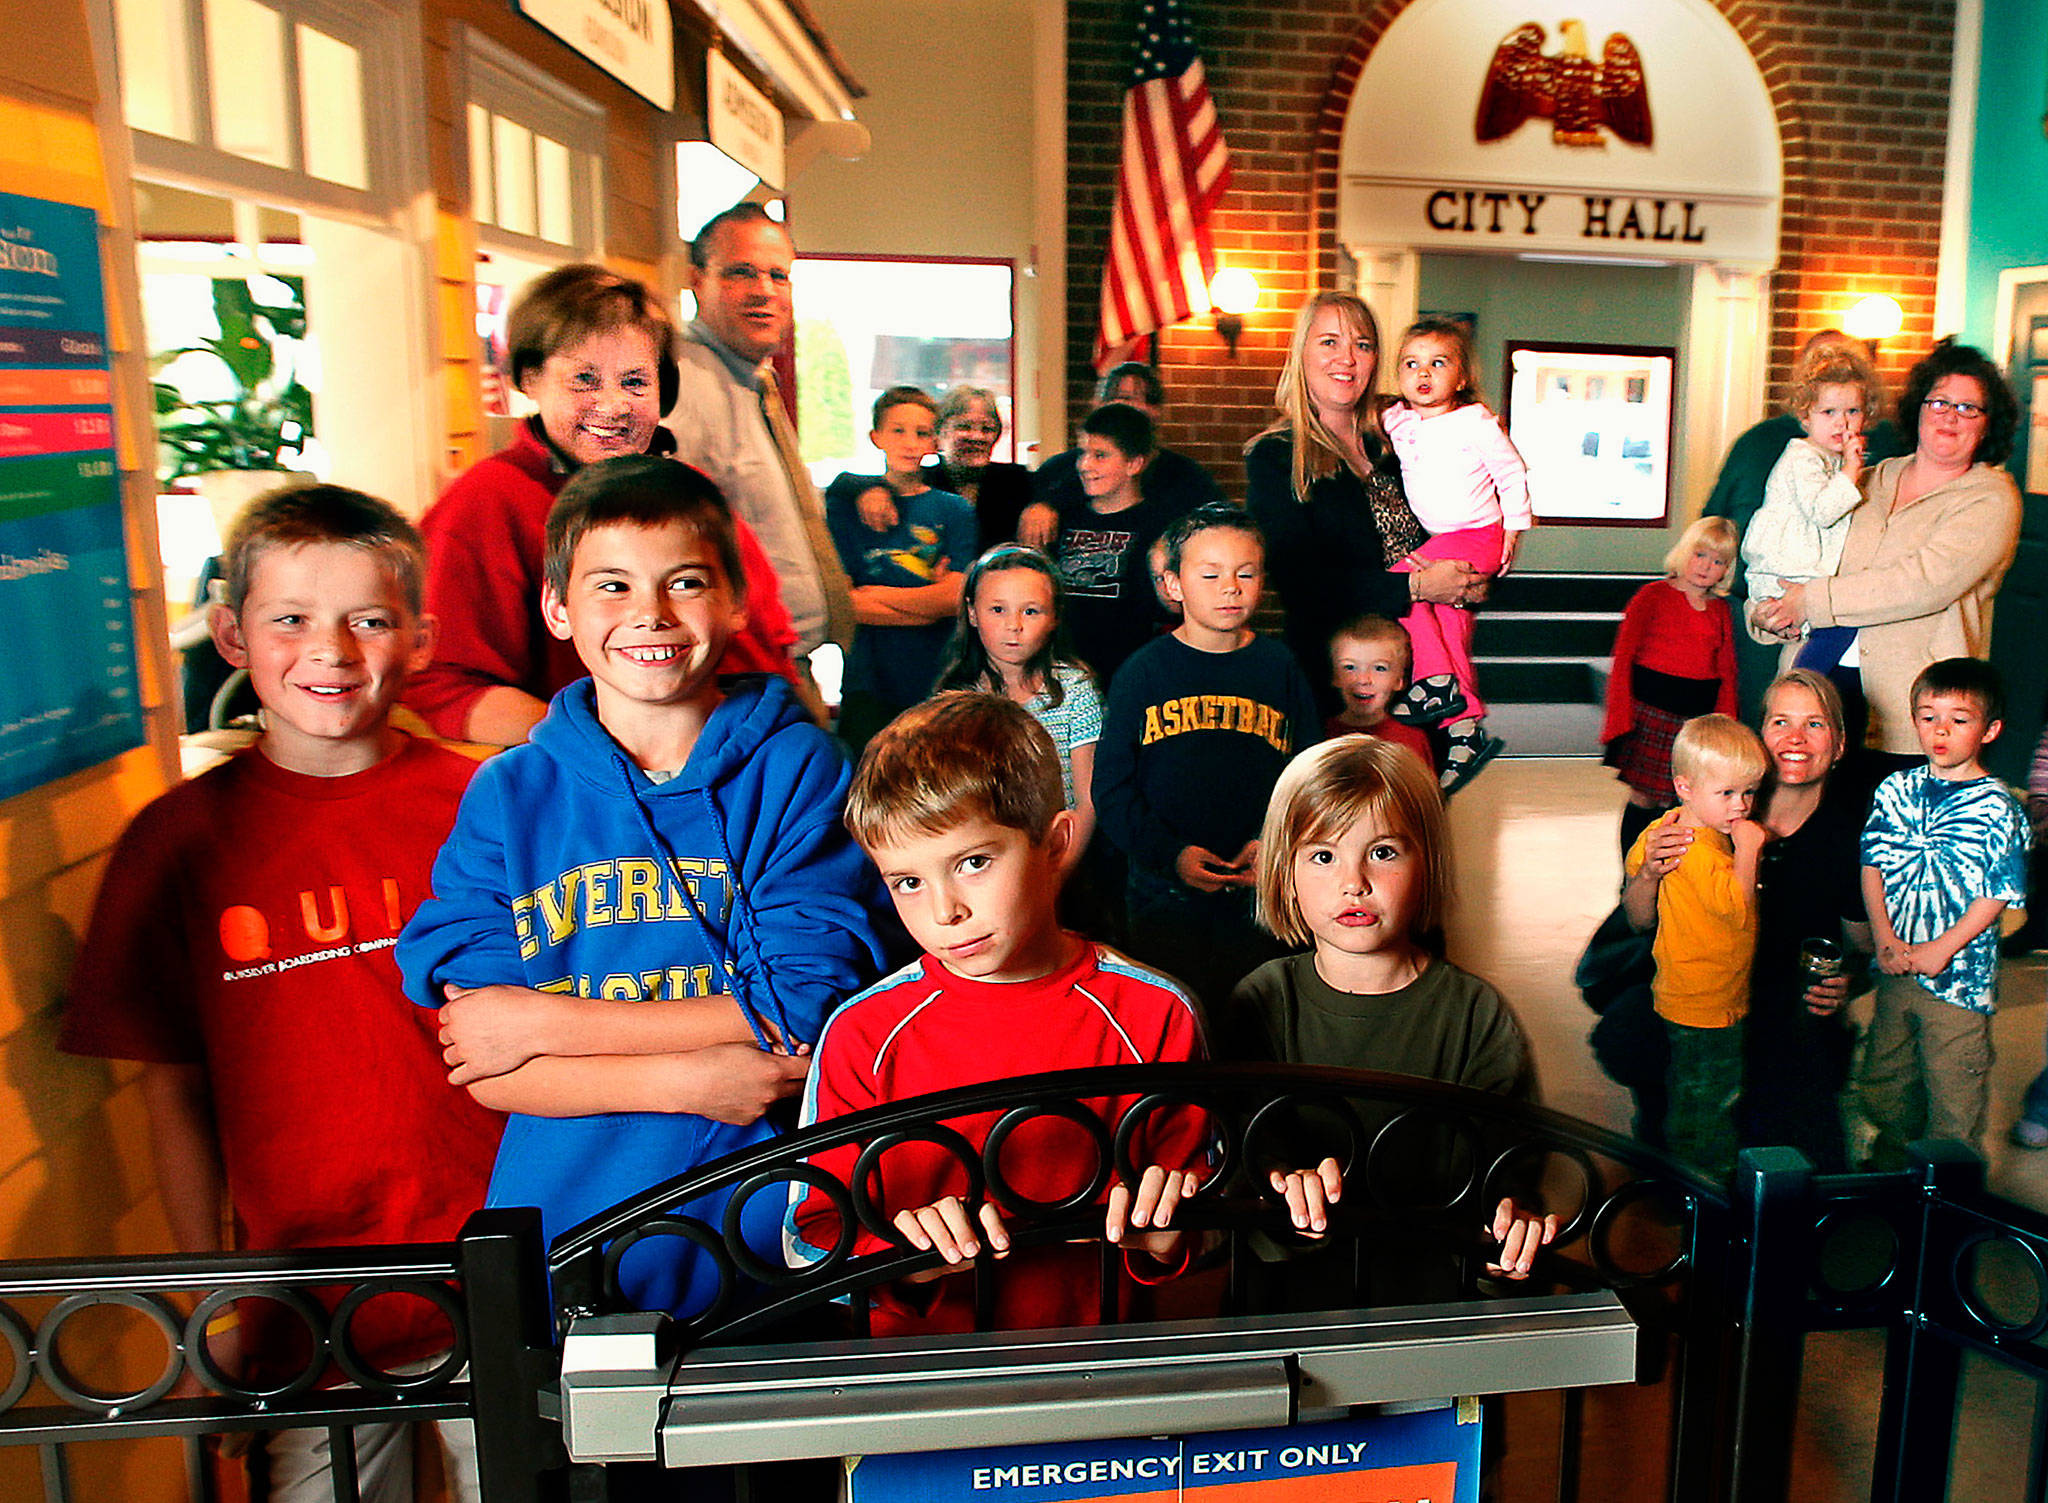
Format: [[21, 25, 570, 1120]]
[[463, 30, 605, 263], [114, 0, 409, 224]]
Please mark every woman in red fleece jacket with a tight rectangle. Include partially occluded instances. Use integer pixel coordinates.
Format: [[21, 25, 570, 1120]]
[[408, 263, 809, 744]]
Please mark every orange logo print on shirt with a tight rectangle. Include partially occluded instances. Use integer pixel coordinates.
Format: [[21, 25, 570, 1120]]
[[217, 878, 408, 966]]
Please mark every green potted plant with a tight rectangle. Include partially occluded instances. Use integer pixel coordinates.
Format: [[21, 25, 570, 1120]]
[[152, 275, 314, 483]]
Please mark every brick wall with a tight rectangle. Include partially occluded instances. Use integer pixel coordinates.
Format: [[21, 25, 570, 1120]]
[[1065, 0, 1957, 495]]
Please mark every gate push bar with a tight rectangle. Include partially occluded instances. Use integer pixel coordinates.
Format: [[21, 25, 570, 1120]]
[[550, 1291, 1640, 1466]]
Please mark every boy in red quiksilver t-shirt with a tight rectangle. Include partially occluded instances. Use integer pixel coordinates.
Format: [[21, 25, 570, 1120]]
[[785, 693, 1207, 1336], [60, 486, 502, 1503]]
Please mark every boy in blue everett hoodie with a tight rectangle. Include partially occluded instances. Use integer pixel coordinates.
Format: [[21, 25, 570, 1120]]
[[399, 455, 886, 1316]]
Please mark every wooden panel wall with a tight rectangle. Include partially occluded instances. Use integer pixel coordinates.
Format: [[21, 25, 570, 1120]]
[[0, 1, 188, 1495]]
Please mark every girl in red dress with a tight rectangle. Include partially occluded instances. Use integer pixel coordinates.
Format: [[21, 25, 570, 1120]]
[[1602, 516, 1740, 852]]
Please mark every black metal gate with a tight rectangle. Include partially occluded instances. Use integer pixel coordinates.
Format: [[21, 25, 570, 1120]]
[[3, 1065, 2046, 1502]]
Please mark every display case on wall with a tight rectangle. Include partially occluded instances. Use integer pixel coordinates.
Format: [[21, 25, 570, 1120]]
[[1502, 341, 1676, 527]]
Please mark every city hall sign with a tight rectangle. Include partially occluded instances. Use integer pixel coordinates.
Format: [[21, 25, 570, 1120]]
[[1339, 0, 1782, 270]]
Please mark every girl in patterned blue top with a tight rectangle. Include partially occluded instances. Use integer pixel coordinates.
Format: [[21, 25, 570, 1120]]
[[1858, 656, 2030, 1167], [938, 545, 1106, 854]]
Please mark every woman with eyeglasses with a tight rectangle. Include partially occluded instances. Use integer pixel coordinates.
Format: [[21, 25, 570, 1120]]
[[925, 387, 1035, 546], [1755, 338, 2021, 753], [408, 264, 808, 745]]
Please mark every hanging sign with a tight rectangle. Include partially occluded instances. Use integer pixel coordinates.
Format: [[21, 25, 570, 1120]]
[[1342, 178, 1778, 265], [0, 191, 145, 802], [517, 0, 676, 111], [708, 52, 786, 190]]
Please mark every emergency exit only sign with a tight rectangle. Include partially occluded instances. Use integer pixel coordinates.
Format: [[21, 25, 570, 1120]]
[[845, 1403, 1480, 1503]]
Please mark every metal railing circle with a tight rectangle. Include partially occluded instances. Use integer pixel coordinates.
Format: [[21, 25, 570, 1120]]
[[182, 1285, 330, 1402], [984, 1100, 1115, 1216], [329, 1281, 468, 1393], [33, 1292, 185, 1415], [727, 1166, 856, 1285], [852, 1125, 984, 1249], [599, 1219, 739, 1335]]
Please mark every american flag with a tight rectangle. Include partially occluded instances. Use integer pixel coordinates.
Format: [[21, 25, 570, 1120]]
[[1093, 0, 1233, 373]]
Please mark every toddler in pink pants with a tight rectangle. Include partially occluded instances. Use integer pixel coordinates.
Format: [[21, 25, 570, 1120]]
[[1381, 316, 1532, 793]]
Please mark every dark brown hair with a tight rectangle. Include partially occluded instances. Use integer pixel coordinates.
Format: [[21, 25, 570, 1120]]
[[507, 263, 679, 416], [872, 385, 938, 429], [1911, 655, 2005, 725], [1395, 315, 1482, 408], [936, 545, 1089, 709], [542, 455, 744, 605], [1162, 501, 1262, 573], [1898, 338, 2018, 467], [1096, 361, 1165, 408]]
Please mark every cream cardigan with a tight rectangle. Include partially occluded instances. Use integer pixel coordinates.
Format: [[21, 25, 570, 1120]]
[[1806, 456, 2021, 754]]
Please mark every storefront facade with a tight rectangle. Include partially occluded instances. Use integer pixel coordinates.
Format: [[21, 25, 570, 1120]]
[[115, 0, 863, 518]]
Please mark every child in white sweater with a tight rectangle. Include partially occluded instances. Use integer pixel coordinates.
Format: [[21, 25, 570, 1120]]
[[1741, 347, 1878, 675]]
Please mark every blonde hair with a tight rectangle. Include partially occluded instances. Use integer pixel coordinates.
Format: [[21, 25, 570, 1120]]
[[1330, 614, 1413, 677], [1789, 346, 1881, 423], [1253, 736, 1449, 949], [1662, 515, 1739, 596], [1670, 714, 1769, 789], [1247, 292, 1385, 506], [1762, 669, 1845, 753], [845, 692, 1065, 849]]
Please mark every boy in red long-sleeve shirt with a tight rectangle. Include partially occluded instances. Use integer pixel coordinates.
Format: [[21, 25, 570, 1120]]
[[785, 692, 1207, 1335]]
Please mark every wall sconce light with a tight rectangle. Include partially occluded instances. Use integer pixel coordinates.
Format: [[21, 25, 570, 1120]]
[[1843, 294, 1903, 355], [1210, 268, 1260, 357]]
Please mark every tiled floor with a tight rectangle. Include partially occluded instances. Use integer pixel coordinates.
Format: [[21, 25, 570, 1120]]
[[1449, 756, 2046, 1502]]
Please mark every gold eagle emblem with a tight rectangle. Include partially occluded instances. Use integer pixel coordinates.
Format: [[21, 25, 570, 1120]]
[[1475, 20, 1651, 148]]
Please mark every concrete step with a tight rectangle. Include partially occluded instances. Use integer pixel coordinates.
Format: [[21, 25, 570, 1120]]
[[1468, 574, 1648, 708], [1489, 700, 1607, 758], [1475, 610, 1625, 658], [1474, 654, 1612, 705], [1486, 571, 1653, 614]]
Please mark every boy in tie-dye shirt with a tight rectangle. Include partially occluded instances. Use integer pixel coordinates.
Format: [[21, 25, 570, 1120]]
[[1857, 658, 2030, 1168]]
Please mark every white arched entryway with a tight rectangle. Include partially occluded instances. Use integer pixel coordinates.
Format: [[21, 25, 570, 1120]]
[[1335, 0, 1782, 546]]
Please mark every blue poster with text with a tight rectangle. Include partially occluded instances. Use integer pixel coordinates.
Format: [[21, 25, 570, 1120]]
[[0, 190, 144, 802]]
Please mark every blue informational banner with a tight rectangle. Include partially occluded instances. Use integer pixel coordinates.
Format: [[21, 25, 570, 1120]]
[[846, 1404, 1483, 1503], [0, 190, 145, 802]]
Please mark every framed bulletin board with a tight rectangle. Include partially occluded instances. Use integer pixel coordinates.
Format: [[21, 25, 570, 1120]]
[[1502, 340, 1676, 527]]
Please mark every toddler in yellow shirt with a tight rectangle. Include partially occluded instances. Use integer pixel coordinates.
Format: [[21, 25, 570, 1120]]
[[1624, 714, 1769, 1178]]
